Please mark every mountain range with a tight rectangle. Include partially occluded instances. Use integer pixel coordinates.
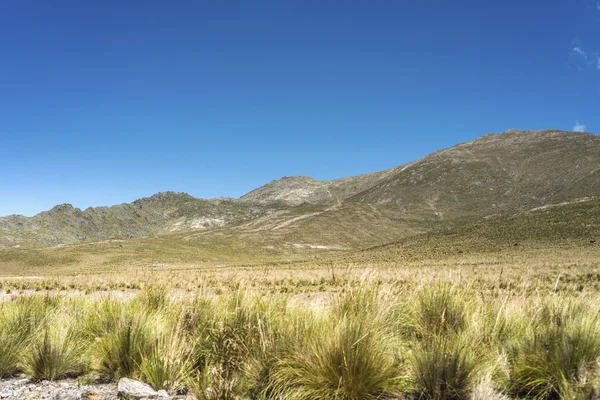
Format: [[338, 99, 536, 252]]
[[2, 129, 600, 251]]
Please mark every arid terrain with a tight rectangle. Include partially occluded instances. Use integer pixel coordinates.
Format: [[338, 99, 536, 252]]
[[2, 130, 600, 399]]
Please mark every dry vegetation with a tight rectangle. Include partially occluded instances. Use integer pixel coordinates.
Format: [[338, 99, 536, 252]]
[[1, 197, 600, 399], [1, 273, 600, 399], [1, 243, 600, 399]]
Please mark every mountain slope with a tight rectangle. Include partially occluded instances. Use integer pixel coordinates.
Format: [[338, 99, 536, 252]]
[[0, 192, 284, 248], [184, 202, 428, 251], [347, 130, 600, 218], [2, 129, 600, 250], [239, 169, 392, 205], [334, 196, 600, 266]]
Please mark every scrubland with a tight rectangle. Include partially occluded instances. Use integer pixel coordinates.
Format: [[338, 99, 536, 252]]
[[2, 198, 600, 399], [1, 254, 600, 399]]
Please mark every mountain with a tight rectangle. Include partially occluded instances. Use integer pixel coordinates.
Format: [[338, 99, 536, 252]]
[[2, 129, 600, 250], [239, 170, 392, 205], [347, 129, 600, 218], [334, 195, 600, 267], [0, 192, 284, 248]]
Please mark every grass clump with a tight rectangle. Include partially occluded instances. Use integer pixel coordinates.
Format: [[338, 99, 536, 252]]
[[189, 291, 255, 399], [24, 321, 84, 380], [0, 303, 30, 377], [86, 301, 156, 380], [411, 335, 479, 400], [1, 278, 600, 399], [140, 325, 193, 391], [136, 283, 170, 312], [415, 283, 469, 337], [268, 292, 405, 400], [508, 300, 600, 399]]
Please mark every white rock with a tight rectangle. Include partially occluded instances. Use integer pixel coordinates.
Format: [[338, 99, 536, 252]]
[[117, 378, 158, 399], [157, 389, 169, 398]]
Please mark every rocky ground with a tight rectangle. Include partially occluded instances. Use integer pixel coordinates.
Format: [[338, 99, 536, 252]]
[[0, 378, 117, 400], [0, 378, 191, 400]]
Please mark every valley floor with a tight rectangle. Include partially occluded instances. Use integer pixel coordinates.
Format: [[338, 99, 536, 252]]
[[0, 245, 600, 399]]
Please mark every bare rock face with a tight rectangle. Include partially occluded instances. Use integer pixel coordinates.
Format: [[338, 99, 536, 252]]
[[116, 378, 167, 399]]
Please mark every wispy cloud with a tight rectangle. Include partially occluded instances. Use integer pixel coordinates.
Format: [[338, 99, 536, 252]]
[[573, 121, 586, 132], [597, 2, 600, 11], [572, 46, 588, 60], [569, 40, 599, 71]]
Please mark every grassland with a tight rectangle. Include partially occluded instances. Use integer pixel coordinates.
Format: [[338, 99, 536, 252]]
[[1, 198, 600, 399], [1, 277, 600, 399]]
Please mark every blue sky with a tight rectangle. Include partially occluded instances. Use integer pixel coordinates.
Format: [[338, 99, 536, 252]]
[[1, 1, 599, 216]]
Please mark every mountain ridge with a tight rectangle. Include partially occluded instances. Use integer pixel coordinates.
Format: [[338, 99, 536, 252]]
[[2, 129, 600, 249]]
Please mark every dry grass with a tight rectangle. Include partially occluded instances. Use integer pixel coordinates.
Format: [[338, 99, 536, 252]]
[[0, 271, 598, 399], [2, 220, 600, 398]]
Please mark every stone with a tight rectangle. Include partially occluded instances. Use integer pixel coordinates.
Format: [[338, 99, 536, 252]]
[[117, 378, 158, 399], [156, 390, 169, 399]]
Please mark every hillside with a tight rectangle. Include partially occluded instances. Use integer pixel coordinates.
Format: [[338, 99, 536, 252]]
[[2, 129, 600, 250], [188, 201, 429, 250], [336, 196, 600, 266], [239, 169, 392, 205], [348, 129, 600, 218], [0, 192, 284, 248]]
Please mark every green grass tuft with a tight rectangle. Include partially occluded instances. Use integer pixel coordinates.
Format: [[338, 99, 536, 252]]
[[24, 321, 83, 380], [411, 335, 479, 400]]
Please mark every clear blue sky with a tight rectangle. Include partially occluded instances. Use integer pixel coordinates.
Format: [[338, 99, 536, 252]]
[[1, 1, 599, 216]]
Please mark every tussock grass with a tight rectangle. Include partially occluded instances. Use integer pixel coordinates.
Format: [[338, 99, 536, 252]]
[[269, 314, 404, 400], [140, 325, 193, 391], [508, 299, 600, 399], [411, 334, 479, 400], [0, 303, 28, 377], [415, 283, 470, 337], [136, 283, 170, 312], [0, 279, 599, 399], [24, 320, 84, 380], [86, 301, 156, 380]]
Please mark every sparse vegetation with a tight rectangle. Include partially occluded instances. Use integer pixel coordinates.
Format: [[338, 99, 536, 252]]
[[0, 276, 597, 398], [2, 131, 600, 397]]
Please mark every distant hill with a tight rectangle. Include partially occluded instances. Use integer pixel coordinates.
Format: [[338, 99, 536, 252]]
[[2, 129, 600, 249], [347, 130, 600, 218], [239, 170, 392, 205], [0, 192, 284, 248]]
